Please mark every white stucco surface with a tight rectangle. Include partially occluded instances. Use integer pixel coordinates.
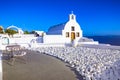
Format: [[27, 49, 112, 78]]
[[43, 35, 71, 43]]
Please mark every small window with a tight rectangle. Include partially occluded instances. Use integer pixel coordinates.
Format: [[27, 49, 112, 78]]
[[71, 15, 74, 20], [66, 32, 69, 37], [71, 26, 75, 31], [76, 32, 79, 37]]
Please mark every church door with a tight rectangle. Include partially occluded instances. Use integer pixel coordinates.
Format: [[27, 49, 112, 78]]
[[71, 32, 75, 41]]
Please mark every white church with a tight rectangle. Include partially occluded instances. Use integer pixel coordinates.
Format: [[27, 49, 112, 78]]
[[44, 12, 82, 44], [42, 12, 98, 45], [0, 12, 98, 49]]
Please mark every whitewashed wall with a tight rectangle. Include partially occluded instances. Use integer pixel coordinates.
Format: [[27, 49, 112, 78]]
[[63, 13, 83, 39], [13, 34, 34, 38], [43, 35, 71, 44], [33, 43, 66, 47], [63, 21, 82, 37], [62, 19, 83, 42], [9, 37, 37, 44], [78, 41, 99, 45]]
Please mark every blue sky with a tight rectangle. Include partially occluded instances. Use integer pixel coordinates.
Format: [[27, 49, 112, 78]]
[[0, 0, 120, 36]]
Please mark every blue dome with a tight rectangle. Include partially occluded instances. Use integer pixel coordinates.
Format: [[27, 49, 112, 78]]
[[47, 23, 66, 35]]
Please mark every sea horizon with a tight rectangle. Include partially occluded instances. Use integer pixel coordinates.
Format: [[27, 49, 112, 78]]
[[86, 35, 120, 46]]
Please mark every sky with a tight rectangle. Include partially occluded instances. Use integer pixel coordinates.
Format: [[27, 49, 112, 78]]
[[0, 0, 120, 36]]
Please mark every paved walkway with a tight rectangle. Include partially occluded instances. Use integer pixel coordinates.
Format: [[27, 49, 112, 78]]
[[2, 50, 79, 80]]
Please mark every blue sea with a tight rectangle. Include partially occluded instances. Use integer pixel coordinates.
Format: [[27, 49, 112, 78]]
[[86, 36, 120, 46]]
